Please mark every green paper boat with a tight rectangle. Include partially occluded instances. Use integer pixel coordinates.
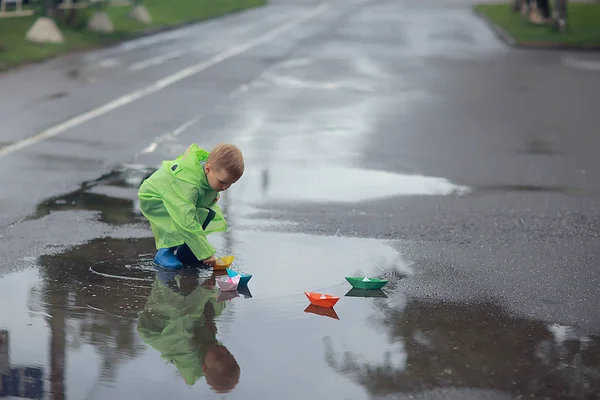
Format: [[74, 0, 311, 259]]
[[345, 276, 388, 290]]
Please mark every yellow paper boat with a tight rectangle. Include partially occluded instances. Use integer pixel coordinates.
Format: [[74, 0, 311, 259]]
[[214, 255, 235, 270]]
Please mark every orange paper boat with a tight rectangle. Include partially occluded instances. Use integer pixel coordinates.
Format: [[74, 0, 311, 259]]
[[214, 255, 235, 271], [304, 291, 340, 308]]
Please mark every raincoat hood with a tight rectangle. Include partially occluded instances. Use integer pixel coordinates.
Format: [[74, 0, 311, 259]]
[[161, 143, 213, 190]]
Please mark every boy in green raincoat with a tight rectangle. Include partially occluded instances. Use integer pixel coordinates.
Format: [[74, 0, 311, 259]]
[[137, 271, 241, 391], [138, 143, 244, 269]]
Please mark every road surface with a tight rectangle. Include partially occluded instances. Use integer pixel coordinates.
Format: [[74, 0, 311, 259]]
[[1, 0, 599, 398]]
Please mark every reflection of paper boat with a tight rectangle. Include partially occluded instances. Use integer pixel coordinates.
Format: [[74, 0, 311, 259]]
[[345, 276, 388, 290], [214, 255, 235, 270], [237, 285, 253, 299], [216, 275, 240, 291], [226, 268, 252, 286], [304, 292, 340, 308], [345, 288, 389, 298], [217, 290, 239, 303], [304, 305, 340, 320]]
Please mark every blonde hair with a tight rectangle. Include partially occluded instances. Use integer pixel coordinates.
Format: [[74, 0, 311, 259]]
[[207, 143, 244, 178]]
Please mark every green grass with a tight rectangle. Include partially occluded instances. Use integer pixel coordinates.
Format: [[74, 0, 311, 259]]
[[0, 0, 267, 70], [474, 2, 600, 47]]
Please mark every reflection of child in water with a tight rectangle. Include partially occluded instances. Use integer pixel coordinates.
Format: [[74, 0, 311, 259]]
[[137, 270, 240, 393]]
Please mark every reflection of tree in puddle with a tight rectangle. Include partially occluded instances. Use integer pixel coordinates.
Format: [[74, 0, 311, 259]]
[[137, 270, 240, 393], [28, 238, 159, 398], [28, 236, 240, 397], [324, 298, 600, 398]]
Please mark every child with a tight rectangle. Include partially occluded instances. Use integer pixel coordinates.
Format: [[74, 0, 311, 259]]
[[138, 143, 244, 269]]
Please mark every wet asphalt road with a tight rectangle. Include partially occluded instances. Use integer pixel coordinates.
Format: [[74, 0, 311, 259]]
[[2, 0, 600, 398]]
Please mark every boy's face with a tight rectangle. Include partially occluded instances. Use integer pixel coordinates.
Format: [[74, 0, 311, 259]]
[[205, 163, 240, 192]]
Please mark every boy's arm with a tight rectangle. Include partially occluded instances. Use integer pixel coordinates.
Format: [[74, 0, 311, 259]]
[[162, 184, 215, 260]]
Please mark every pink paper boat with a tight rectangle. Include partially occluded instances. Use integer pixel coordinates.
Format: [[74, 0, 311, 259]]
[[216, 275, 240, 291]]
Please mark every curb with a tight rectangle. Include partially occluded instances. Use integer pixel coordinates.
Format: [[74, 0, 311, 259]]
[[0, 3, 268, 73], [473, 8, 600, 52]]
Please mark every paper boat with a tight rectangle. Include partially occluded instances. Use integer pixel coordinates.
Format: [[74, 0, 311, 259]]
[[345, 276, 388, 290], [216, 275, 240, 291], [217, 290, 239, 303], [214, 255, 235, 270], [345, 288, 389, 298], [304, 291, 340, 308], [304, 305, 340, 320], [226, 268, 252, 286]]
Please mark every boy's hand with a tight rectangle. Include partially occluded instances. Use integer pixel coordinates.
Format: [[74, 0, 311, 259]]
[[203, 255, 217, 267]]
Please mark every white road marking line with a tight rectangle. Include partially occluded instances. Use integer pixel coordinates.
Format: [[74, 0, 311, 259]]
[[96, 58, 119, 69], [171, 116, 201, 137], [128, 50, 186, 72], [136, 115, 203, 157], [228, 83, 250, 98], [563, 55, 600, 72], [0, 3, 330, 158]]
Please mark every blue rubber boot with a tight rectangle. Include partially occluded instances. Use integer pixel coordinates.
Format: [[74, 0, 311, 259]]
[[154, 247, 183, 269], [176, 243, 203, 266]]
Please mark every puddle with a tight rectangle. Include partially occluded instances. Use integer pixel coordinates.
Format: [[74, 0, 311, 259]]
[[228, 164, 469, 205], [25, 161, 468, 230], [83, 164, 156, 189], [28, 165, 155, 225], [33, 190, 141, 225], [324, 300, 600, 399], [1, 230, 599, 398]]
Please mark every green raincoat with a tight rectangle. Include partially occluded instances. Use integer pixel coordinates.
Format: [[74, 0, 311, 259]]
[[138, 144, 228, 260], [137, 275, 227, 385]]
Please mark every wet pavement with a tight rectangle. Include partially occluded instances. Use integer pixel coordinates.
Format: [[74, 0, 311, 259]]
[[2, 0, 600, 398], [1, 162, 599, 399]]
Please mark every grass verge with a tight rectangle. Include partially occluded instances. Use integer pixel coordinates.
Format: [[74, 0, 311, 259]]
[[0, 0, 267, 71], [474, 2, 600, 48]]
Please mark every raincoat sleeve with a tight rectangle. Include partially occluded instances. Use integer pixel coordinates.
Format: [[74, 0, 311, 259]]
[[162, 182, 215, 260]]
